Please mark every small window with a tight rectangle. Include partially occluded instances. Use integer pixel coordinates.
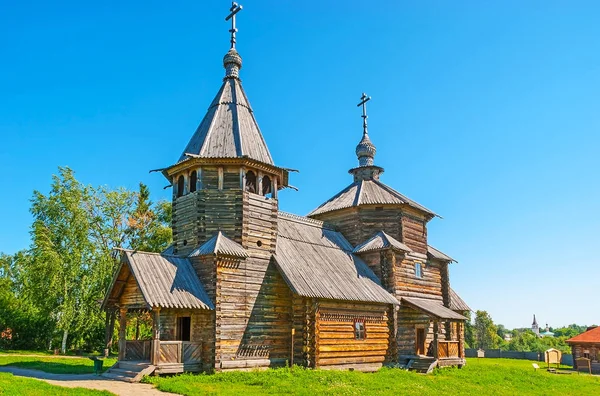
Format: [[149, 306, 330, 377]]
[[190, 170, 197, 193], [354, 319, 366, 340], [262, 175, 272, 196], [245, 171, 256, 193], [177, 317, 191, 342], [177, 175, 185, 198], [415, 262, 423, 278]]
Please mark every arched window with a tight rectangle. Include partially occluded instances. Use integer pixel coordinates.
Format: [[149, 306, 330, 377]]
[[189, 170, 197, 193], [262, 175, 272, 196], [245, 171, 256, 193], [177, 175, 185, 198]]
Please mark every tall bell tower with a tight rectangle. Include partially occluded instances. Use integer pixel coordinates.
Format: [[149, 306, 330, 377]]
[[159, 2, 292, 370]]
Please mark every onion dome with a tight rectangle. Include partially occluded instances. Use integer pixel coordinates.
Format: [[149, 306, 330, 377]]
[[356, 132, 376, 167], [223, 48, 242, 79]]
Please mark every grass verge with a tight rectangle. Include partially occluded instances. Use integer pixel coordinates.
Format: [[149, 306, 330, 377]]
[[0, 372, 113, 395], [0, 356, 117, 374], [143, 358, 600, 396]]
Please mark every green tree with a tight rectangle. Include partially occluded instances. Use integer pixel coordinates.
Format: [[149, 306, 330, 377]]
[[474, 310, 499, 349], [127, 183, 172, 252], [27, 167, 95, 353]]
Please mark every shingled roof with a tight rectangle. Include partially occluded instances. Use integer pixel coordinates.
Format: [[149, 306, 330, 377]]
[[177, 65, 273, 165], [449, 288, 471, 312], [402, 297, 467, 320], [104, 250, 214, 310], [428, 245, 456, 263], [274, 212, 398, 305], [308, 179, 437, 217], [353, 231, 412, 254], [566, 326, 600, 344], [189, 231, 248, 258]]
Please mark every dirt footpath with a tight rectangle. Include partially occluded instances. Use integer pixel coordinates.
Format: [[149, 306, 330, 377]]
[[0, 366, 178, 396]]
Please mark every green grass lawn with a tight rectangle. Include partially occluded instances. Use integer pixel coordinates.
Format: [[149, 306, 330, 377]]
[[0, 372, 113, 395], [0, 356, 118, 374], [144, 358, 600, 396]]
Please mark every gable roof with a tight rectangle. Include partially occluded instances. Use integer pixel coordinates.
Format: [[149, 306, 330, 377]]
[[105, 250, 214, 310], [189, 231, 248, 258], [308, 179, 437, 217], [428, 245, 456, 263], [273, 212, 398, 305], [353, 231, 412, 254], [178, 77, 273, 165], [566, 326, 600, 344], [449, 288, 471, 312]]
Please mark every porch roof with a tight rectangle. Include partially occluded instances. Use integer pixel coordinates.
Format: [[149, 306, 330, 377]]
[[104, 250, 214, 310], [402, 297, 467, 320]]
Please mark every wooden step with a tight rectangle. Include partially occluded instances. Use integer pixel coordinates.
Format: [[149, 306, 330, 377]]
[[102, 372, 137, 383]]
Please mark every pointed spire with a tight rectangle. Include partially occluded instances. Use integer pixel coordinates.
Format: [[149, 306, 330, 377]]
[[224, 2, 243, 79], [532, 314, 538, 326], [355, 93, 376, 167]]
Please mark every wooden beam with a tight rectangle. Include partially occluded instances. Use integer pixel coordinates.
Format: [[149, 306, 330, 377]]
[[118, 308, 127, 361], [152, 307, 161, 365]]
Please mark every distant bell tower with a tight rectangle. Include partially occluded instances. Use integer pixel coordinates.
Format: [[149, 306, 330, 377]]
[[532, 314, 539, 336]]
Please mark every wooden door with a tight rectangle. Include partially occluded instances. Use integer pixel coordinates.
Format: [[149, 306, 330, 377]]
[[416, 328, 426, 355]]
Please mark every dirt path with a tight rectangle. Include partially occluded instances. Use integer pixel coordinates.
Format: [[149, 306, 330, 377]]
[[0, 366, 179, 396]]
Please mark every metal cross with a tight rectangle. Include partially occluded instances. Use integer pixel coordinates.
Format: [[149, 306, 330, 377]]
[[357, 93, 372, 134], [225, 2, 243, 49]]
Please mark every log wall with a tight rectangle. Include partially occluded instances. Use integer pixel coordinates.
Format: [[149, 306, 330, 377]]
[[394, 254, 443, 302], [315, 300, 393, 370], [158, 309, 215, 371], [119, 272, 146, 308], [172, 183, 244, 256]]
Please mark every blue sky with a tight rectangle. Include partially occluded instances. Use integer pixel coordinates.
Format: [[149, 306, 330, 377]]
[[1, 1, 599, 329]]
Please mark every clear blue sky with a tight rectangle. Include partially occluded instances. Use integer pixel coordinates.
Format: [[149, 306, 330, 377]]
[[1, 1, 599, 329]]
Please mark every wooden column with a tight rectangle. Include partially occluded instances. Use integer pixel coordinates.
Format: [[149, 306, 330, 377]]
[[433, 320, 439, 359], [218, 167, 224, 190], [458, 321, 464, 358], [272, 177, 278, 199], [183, 174, 189, 195], [257, 172, 263, 196], [172, 176, 178, 199], [118, 308, 127, 361], [197, 168, 203, 191], [152, 308, 161, 365]]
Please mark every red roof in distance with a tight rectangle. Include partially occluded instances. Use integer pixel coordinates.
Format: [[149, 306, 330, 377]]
[[566, 326, 600, 344]]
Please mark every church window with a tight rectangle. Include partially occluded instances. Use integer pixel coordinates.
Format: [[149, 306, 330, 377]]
[[415, 262, 423, 278], [177, 175, 185, 197], [354, 319, 366, 340], [245, 171, 257, 193], [177, 317, 191, 342], [262, 175, 272, 196], [190, 170, 197, 193]]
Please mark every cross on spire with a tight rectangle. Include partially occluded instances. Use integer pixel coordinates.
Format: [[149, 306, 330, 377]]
[[226, 2, 243, 49], [357, 93, 372, 135]]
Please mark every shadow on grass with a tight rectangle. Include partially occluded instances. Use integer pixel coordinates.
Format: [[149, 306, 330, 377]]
[[0, 360, 96, 374]]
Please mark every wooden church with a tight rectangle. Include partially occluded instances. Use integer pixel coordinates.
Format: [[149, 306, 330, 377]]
[[102, 3, 470, 379]]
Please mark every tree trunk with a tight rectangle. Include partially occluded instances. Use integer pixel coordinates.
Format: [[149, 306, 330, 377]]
[[105, 309, 117, 356], [61, 329, 69, 354]]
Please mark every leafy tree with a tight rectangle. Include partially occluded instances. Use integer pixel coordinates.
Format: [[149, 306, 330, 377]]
[[128, 183, 172, 252], [26, 167, 96, 353], [474, 310, 499, 349], [464, 311, 475, 348]]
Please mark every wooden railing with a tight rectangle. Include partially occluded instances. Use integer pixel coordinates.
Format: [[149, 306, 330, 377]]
[[437, 341, 461, 359], [159, 341, 202, 364], [124, 340, 151, 361]]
